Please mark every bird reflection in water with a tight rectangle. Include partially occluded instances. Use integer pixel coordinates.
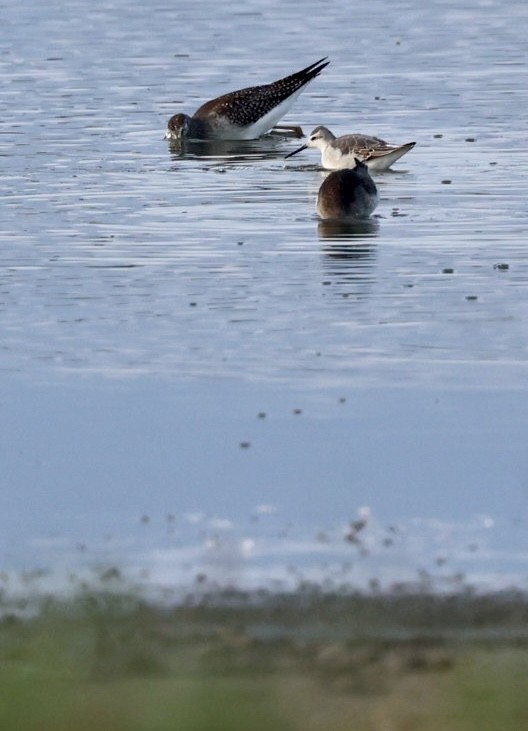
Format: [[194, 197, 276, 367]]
[[318, 217, 379, 294], [168, 127, 302, 163], [317, 216, 379, 240]]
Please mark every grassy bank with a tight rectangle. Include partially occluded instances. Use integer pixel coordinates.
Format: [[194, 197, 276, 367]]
[[1, 588, 527, 730]]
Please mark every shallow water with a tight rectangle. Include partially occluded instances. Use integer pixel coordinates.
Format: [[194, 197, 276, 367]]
[[1, 0, 528, 595]]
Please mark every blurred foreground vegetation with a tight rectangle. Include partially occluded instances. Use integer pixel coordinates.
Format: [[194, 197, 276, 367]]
[[1, 585, 528, 730]]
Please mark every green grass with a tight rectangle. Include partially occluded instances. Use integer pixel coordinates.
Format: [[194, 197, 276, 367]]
[[449, 650, 528, 730], [1, 589, 527, 730]]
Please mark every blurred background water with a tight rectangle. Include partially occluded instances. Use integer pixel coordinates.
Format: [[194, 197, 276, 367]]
[[1, 0, 528, 596]]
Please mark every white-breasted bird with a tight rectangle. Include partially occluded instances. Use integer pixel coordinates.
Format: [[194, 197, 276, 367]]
[[286, 125, 415, 171]]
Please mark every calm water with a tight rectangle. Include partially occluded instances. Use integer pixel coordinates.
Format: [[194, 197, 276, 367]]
[[1, 0, 528, 596]]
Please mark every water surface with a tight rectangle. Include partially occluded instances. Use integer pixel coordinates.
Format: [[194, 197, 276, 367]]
[[1, 0, 528, 595]]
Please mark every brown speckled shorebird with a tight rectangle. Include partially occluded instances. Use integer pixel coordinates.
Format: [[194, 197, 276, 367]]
[[316, 160, 378, 219], [286, 126, 416, 171], [165, 58, 329, 141]]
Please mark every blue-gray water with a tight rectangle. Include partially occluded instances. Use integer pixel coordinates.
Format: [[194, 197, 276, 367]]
[[1, 0, 528, 596]]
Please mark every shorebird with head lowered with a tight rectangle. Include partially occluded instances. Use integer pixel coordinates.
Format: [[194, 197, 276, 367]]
[[317, 160, 378, 220], [165, 58, 329, 141], [286, 126, 415, 171]]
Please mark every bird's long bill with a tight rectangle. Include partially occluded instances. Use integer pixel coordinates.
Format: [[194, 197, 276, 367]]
[[285, 143, 308, 159]]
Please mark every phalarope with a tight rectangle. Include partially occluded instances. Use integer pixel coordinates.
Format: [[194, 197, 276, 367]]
[[166, 58, 329, 141], [286, 125, 415, 171], [316, 160, 378, 219]]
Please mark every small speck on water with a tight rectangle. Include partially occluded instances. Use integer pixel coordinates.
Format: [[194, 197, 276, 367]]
[[293, 408, 303, 415], [257, 411, 267, 419], [433, 133, 443, 138], [442, 268, 455, 274], [489, 161, 498, 165], [189, 301, 197, 307], [494, 263, 509, 271], [441, 179, 452, 185], [466, 295, 478, 301], [239, 441, 251, 449], [141, 515, 150, 524], [465, 137, 476, 142], [100, 567, 121, 582], [339, 397, 346, 404], [237, 241, 244, 246]]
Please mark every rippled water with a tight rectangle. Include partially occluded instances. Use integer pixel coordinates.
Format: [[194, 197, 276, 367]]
[[1, 0, 528, 594]]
